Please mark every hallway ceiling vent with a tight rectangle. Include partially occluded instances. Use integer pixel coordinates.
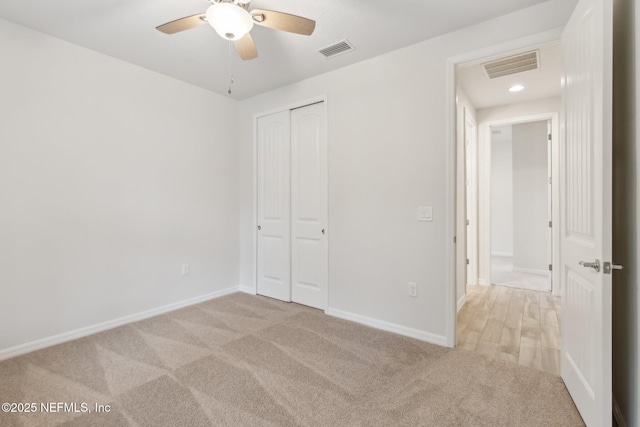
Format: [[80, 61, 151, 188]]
[[483, 50, 539, 79], [318, 39, 355, 59]]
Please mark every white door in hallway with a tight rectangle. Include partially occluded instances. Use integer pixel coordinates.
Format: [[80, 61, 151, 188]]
[[291, 103, 328, 309], [257, 111, 291, 302], [464, 110, 477, 286], [560, 0, 612, 425]]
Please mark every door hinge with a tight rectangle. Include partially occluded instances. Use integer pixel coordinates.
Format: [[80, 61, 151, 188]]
[[548, 264, 553, 271], [466, 219, 470, 226], [453, 236, 457, 243], [549, 221, 552, 228], [466, 259, 470, 265], [548, 133, 552, 141]]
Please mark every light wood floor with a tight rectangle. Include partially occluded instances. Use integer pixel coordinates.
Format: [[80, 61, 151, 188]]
[[457, 284, 562, 375]]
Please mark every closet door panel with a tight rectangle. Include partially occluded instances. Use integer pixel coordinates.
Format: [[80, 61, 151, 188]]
[[257, 111, 291, 302], [291, 103, 327, 309]]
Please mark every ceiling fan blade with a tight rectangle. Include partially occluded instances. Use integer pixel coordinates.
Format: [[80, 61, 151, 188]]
[[234, 33, 258, 60], [156, 13, 207, 34], [250, 9, 316, 36]]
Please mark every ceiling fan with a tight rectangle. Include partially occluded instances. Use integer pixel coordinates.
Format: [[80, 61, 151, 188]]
[[156, 0, 316, 61]]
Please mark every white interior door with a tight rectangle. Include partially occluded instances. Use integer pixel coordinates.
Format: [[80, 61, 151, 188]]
[[291, 102, 328, 309], [464, 111, 477, 285], [560, 0, 612, 425], [257, 111, 291, 302]]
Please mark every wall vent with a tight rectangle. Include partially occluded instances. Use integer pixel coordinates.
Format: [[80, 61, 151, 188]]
[[483, 50, 539, 79], [318, 39, 355, 59]]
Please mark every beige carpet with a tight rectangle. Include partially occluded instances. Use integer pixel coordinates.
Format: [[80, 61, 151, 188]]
[[0, 293, 584, 426]]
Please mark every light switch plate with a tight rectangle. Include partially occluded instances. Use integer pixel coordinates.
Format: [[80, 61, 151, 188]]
[[418, 206, 433, 222]]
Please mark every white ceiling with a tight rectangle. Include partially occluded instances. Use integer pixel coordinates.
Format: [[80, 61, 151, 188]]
[[0, 0, 551, 100], [457, 40, 563, 109]]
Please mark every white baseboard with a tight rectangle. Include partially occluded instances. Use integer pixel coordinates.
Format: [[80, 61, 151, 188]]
[[0, 286, 240, 362], [239, 285, 256, 294], [512, 267, 549, 276], [491, 252, 513, 257], [457, 294, 467, 312], [325, 307, 447, 347], [478, 278, 488, 286], [613, 395, 628, 427]]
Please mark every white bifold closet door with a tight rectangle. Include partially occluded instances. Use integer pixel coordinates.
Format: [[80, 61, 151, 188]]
[[257, 102, 327, 310]]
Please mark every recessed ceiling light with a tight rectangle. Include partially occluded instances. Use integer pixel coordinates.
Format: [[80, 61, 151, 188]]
[[509, 84, 525, 93]]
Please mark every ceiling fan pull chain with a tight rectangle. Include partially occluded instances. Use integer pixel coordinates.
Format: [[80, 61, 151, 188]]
[[227, 41, 234, 94]]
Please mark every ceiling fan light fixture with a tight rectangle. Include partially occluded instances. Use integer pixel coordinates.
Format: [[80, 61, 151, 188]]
[[206, 3, 253, 41]]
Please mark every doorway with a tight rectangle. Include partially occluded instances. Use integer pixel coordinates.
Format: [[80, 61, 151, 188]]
[[452, 41, 563, 375], [489, 120, 553, 293]]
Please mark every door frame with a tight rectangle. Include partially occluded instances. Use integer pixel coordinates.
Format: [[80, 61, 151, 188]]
[[250, 95, 329, 310], [445, 28, 563, 347], [478, 113, 560, 295]]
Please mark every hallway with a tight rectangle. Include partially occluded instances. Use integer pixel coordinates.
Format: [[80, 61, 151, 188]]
[[457, 284, 561, 375]]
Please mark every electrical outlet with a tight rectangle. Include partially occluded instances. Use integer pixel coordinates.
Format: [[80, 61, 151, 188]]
[[408, 282, 417, 297], [181, 264, 190, 276]]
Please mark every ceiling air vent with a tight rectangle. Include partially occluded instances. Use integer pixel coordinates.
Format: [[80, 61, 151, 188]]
[[483, 50, 539, 79], [318, 39, 355, 59]]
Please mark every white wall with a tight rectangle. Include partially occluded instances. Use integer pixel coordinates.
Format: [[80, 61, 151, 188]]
[[612, 0, 639, 424], [456, 89, 476, 308], [512, 120, 549, 272], [490, 125, 514, 256], [237, 1, 575, 342], [0, 19, 240, 354]]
